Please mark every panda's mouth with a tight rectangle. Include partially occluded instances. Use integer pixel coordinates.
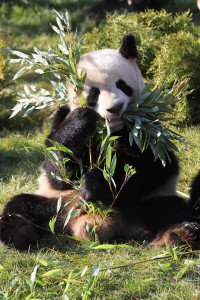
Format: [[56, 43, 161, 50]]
[[107, 118, 124, 128]]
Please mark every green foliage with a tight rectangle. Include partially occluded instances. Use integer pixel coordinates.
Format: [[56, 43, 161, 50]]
[[0, 1, 100, 132], [0, 32, 8, 81], [150, 31, 200, 123], [4, 9, 86, 117], [123, 82, 186, 165], [85, 10, 200, 123], [0, 30, 16, 130], [0, 0, 100, 52], [0, 29, 48, 131]]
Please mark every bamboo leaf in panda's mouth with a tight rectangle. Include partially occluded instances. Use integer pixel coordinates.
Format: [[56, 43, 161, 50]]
[[121, 81, 186, 166]]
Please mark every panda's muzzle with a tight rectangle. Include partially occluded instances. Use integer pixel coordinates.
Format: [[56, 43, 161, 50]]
[[106, 103, 123, 114], [106, 103, 124, 128]]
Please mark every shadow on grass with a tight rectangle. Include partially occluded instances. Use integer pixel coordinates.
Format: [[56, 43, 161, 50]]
[[1, 0, 101, 39], [0, 145, 43, 182]]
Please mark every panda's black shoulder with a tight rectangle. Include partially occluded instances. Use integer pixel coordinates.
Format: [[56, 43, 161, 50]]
[[51, 106, 70, 130]]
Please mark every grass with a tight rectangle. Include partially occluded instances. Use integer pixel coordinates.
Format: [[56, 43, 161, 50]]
[[0, 130, 45, 210], [0, 241, 200, 299], [0, 0, 100, 52], [0, 126, 200, 299]]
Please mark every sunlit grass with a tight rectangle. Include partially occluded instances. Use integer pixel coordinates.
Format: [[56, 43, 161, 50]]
[[177, 125, 200, 195], [0, 131, 45, 208]]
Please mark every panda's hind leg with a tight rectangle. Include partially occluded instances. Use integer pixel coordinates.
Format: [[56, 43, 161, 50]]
[[0, 213, 39, 250], [138, 195, 200, 249], [0, 193, 58, 250], [70, 212, 121, 243], [151, 222, 200, 249]]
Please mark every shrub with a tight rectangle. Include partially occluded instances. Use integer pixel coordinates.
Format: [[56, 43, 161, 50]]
[[85, 10, 200, 123], [0, 30, 16, 131], [150, 31, 200, 123]]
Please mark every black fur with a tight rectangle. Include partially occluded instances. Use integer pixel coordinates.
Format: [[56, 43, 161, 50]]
[[81, 126, 180, 207], [0, 194, 55, 250], [87, 87, 100, 107], [189, 171, 200, 221], [119, 33, 138, 59], [116, 79, 133, 97], [51, 106, 70, 130], [43, 108, 98, 190]]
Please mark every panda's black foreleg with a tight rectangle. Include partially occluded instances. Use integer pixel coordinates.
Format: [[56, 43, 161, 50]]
[[46, 108, 97, 152], [42, 108, 98, 190]]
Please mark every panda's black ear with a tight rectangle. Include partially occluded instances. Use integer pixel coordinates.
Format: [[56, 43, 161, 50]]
[[119, 33, 138, 59]]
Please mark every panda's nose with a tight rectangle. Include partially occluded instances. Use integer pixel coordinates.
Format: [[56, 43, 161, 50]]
[[106, 103, 123, 114]]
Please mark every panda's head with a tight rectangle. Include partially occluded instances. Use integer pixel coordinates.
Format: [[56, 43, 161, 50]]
[[70, 33, 145, 128]]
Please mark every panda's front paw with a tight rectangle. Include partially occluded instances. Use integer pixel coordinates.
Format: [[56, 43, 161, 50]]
[[81, 168, 112, 203], [68, 108, 98, 136]]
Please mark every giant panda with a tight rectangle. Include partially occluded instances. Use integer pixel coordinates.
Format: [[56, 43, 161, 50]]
[[0, 33, 200, 250]]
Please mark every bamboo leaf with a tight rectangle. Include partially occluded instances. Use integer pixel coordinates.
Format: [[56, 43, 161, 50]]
[[92, 265, 100, 276], [91, 244, 117, 250], [51, 25, 60, 35], [58, 44, 69, 55], [42, 269, 62, 277], [52, 9, 64, 21], [35, 69, 44, 74], [2, 48, 29, 58], [81, 266, 88, 277], [10, 104, 23, 118], [13, 65, 33, 80], [30, 266, 38, 292], [24, 293, 34, 300], [49, 216, 57, 234], [9, 58, 22, 63], [110, 153, 117, 177], [39, 259, 48, 266], [63, 207, 74, 228], [106, 144, 112, 170], [56, 196, 62, 213], [56, 16, 64, 31], [103, 168, 109, 182]]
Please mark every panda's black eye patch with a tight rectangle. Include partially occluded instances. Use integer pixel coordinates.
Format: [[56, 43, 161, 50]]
[[86, 87, 100, 107], [116, 79, 133, 97]]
